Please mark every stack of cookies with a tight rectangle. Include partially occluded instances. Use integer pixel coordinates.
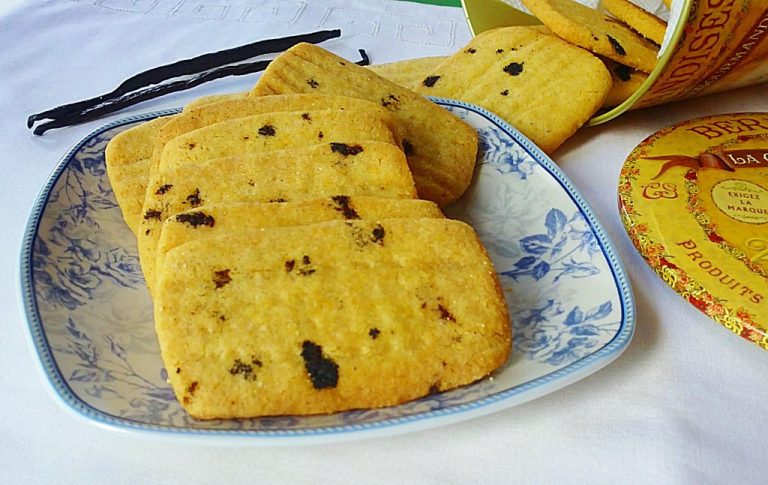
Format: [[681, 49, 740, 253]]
[[106, 89, 511, 419], [103, 0, 671, 419]]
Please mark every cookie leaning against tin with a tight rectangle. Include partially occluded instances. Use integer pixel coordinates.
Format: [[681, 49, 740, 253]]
[[250, 43, 479, 207], [158, 108, 400, 172], [601, 58, 649, 108], [602, 0, 667, 46], [139, 141, 417, 291], [105, 115, 174, 235], [154, 218, 511, 418], [155, 196, 444, 274], [415, 27, 611, 154], [521, 0, 659, 72]]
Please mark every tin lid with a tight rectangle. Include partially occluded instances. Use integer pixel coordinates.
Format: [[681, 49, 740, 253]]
[[619, 112, 768, 350]]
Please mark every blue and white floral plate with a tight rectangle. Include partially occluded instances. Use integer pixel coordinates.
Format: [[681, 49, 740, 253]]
[[20, 99, 634, 445]]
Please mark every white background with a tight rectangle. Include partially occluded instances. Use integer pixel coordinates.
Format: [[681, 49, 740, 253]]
[[1, 1, 766, 483]]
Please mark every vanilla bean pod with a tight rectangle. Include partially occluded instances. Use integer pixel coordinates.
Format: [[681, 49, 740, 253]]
[[33, 60, 270, 135], [28, 29, 341, 129], [32, 48, 370, 135]]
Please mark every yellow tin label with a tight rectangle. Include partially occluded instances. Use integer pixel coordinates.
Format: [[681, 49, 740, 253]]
[[589, 0, 768, 123], [711, 179, 768, 223], [619, 112, 768, 350], [637, 0, 768, 108]]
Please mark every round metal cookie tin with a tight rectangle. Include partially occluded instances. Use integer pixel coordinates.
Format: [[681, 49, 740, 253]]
[[618, 112, 768, 350]]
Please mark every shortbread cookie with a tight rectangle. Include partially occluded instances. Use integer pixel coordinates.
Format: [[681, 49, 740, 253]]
[[527, 24, 554, 34], [159, 108, 400, 171], [152, 94, 395, 177], [415, 27, 611, 153], [105, 95, 254, 234], [105, 115, 174, 235], [602, 0, 667, 46], [522, 0, 659, 72], [104, 94, 253, 235], [156, 197, 444, 274], [251, 43, 479, 206], [602, 58, 649, 107], [139, 141, 416, 290], [182, 92, 248, 111], [154, 218, 511, 418], [367, 57, 447, 89]]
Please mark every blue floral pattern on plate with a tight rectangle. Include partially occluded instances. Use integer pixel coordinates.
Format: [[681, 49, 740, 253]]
[[20, 100, 634, 444]]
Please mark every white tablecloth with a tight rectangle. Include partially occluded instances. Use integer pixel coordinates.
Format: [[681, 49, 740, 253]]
[[1, 1, 766, 483]]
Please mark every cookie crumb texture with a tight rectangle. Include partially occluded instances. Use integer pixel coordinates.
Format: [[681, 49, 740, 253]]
[[155, 218, 510, 419]]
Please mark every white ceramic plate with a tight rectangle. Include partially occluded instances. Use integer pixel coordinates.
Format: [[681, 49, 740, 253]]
[[20, 99, 634, 445]]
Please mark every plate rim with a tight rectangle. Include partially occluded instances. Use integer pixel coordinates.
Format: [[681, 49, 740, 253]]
[[18, 99, 635, 445]]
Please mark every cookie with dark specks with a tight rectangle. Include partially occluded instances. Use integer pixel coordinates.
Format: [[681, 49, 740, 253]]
[[154, 218, 511, 418], [366, 56, 447, 89], [250, 43, 479, 206], [105, 115, 174, 235], [601, 58, 649, 108], [521, 0, 659, 72], [159, 108, 399, 172], [415, 27, 611, 154], [151, 94, 396, 179], [139, 142, 416, 292], [155, 196, 444, 274], [105, 93, 255, 234], [602, 0, 667, 46]]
